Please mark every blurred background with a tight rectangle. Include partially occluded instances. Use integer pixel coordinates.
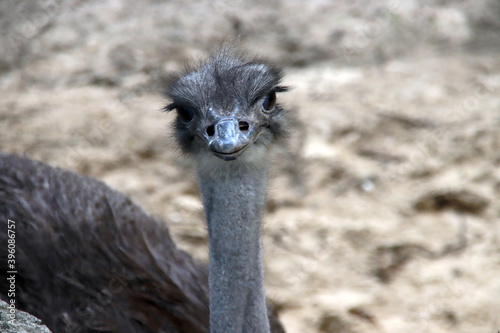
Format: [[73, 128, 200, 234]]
[[1, 0, 500, 332]]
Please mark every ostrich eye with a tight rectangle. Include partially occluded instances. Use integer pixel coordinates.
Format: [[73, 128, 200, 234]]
[[262, 91, 276, 112], [176, 106, 195, 122]]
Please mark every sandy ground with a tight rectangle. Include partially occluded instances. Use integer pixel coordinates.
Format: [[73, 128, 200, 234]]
[[1, 1, 500, 332]]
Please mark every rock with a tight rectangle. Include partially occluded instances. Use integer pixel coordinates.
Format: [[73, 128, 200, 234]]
[[0, 300, 52, 333]]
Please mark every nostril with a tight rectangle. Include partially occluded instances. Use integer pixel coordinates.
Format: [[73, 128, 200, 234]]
[[239, 121, 249, 132], [206, 125, 215, 137]]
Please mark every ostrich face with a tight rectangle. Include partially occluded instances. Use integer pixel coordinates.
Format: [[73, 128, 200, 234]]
[[165, 50, 288, 164]]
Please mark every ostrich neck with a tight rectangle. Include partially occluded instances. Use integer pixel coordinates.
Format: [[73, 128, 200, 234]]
[[198, 163, 270, 333]]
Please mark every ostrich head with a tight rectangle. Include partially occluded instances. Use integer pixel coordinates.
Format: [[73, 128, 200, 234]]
[[165, 48, 289, 168]]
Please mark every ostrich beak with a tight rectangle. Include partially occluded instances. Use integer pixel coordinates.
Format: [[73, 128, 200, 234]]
[[205, 117, 257, 161]]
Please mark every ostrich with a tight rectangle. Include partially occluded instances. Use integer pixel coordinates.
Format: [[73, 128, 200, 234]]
[[0, 48, 290, 333]]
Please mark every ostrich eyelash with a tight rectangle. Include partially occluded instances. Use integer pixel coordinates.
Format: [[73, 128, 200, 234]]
[[251, 85, 289, 107]]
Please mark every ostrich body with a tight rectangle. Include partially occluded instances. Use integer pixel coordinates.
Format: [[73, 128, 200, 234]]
[[0, 49, 289, 333]]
